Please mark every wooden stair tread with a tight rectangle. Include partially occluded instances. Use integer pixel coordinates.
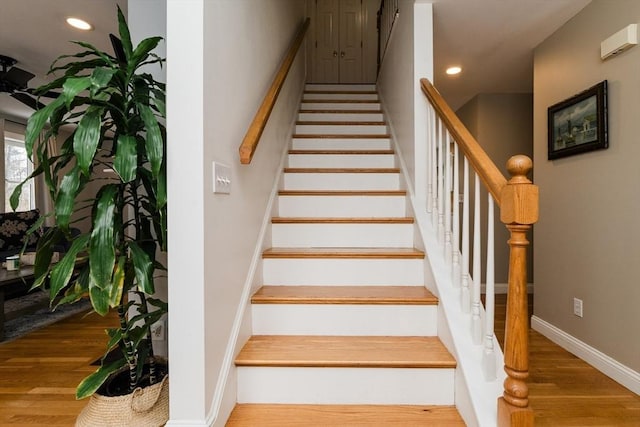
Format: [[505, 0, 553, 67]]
[[235, 335, 456, 368], [252, 286, 437, 305], [292, 134, 391, 139], [299, 109, 383, 114], [296, 121, 386, 125], [283, 167, 399, 173], [304, 90, 378, 94], [288, 149, 394, 155], [278, 190, 406, 196], [271, 217, 413, 224], [226, 404, 465, 426], [300, 99, 380, 104], [262, 247, 424, 259]]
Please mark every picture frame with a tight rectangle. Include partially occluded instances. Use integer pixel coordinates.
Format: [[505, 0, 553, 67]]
[[548, 80, 608, 160]]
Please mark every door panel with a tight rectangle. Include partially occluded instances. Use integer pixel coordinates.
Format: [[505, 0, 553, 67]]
[[339, 0, 363, 83], [312, 0, 363, 84], [314, 0, 340, 83]]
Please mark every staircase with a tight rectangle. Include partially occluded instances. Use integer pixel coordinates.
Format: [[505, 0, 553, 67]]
[[226, 85, 465, 426]]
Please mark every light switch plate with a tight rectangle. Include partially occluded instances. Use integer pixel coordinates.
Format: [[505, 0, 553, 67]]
[[213, 161, 231, 194]]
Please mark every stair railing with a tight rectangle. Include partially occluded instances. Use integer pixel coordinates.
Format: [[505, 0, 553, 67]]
[[377, 0, 399, 74], [420, 78, 538, 427], [239, 18, 310, 164]]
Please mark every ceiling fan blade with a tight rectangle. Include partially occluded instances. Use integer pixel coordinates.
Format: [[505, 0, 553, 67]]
[[10, 92, 45, 110], [25, 87, 60, 99], [4, 66, 35, 89]]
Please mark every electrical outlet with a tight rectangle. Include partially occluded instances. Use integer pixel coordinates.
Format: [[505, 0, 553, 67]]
[[573, 298, 583, 318], [151, 321, 166, 340]]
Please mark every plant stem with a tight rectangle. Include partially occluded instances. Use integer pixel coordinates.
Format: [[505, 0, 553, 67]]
[[136, 291, 158, 384], [117, 303, 138, 392]]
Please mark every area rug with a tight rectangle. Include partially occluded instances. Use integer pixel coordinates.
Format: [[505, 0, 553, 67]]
[[2, 290, 92, 342]]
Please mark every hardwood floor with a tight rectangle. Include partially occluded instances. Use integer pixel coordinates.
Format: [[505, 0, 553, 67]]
[[0, 308, 116, 426], [0, 296, 638, 425]]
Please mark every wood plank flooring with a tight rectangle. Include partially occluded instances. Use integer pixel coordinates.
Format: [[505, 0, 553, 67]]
[[0, 308, 117, 426], [0, 296, 638, 425]]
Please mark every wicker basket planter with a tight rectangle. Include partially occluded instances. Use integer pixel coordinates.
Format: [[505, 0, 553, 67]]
[[75, 374, 168, 427]]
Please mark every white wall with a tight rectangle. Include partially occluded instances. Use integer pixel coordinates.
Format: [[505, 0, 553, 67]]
[[533, 0, 640, 378], [377, 0, 433, 203], [167, 0, 306, 424]]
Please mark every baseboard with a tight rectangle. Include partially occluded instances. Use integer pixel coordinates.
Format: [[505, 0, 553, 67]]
[[531, 315, 640, 395]]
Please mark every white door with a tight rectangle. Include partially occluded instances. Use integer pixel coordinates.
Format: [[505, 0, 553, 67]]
[[312, 0, 363, 83]]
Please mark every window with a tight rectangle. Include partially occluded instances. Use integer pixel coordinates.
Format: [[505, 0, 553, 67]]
[[4, 131, 35, 212]]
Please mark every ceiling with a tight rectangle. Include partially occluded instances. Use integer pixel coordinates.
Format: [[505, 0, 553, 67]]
[[0, 0, 591, 121]]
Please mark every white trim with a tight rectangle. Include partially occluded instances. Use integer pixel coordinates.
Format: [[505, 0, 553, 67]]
[[205, 89, 304, 427], [531, 316, 640, 395]]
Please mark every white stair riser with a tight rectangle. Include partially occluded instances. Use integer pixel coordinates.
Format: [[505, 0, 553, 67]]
[[298, 112, 384, 122], [271, 223, 413, 247], [305, 84, 376, 91], [295, 124, 388, 135], [252, 304, 437, 336], [303, 93, 379, 101], [278, 195, 406, 217], [237, 367, 454, 404], [292, 138, 391, 150], [263, 258, 424, 285], [288, 154, 395, 168], [300, 102, 381, 110], [283, 173, 399, 190]]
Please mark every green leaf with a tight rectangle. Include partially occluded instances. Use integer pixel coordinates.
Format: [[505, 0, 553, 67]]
[[90, 185, 118, 289], [129, 241, 154, 294], [73, 107, 103, 176], [89, 280, 110, 316], [49, 234, 90, 300], [24, 97, 64, 158], [76, 358, 126, 400], [61, 76, 92, 109], [55, 166, 82, 229], [130, 37, 162, 69], [90, 67, 117, 96], [113, 135, 137, 182], [138, 104, 163, 177], [117, 6, 133, 60], [110, 256, 126, 308]]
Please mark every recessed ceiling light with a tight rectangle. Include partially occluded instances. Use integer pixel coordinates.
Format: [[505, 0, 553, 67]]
[[66, 17, 93, 31], [446, 66, 462, 75]]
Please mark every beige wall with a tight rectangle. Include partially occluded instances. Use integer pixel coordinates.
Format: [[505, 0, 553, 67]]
[[377, 0, 433, 198], [457, 93, 533, 284], [533, 0, 640, 372], [167, 0, 306, 422]]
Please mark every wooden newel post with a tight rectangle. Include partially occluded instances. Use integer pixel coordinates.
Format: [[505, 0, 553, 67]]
[[498, 155, 538, 427]]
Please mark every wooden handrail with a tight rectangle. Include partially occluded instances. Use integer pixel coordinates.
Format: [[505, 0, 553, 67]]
[[420, 77, 538, 426], [239, 18, 310, 164], [420, 78, 507, 203]]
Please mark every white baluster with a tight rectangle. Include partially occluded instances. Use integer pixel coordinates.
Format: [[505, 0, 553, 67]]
[[461, 158, 471, 313], [430, 109, 438, 226], [426, 104, 433, 216], [472, 174, 483, 345], [437, 118, 445, 244], [444, 132, 453, 264], [452, 143, 461, 288], [483, 194, 497, 380]]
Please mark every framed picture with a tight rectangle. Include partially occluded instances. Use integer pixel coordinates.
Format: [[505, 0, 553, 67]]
[[548, 80, 608, 160]]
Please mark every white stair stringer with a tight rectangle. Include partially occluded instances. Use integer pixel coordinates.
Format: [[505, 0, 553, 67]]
[[234, 86, 459, 411], [379, 89, 505, 426]]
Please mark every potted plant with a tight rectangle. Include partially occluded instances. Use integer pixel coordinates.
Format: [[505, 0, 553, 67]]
[[11, 7, 168, 425]]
